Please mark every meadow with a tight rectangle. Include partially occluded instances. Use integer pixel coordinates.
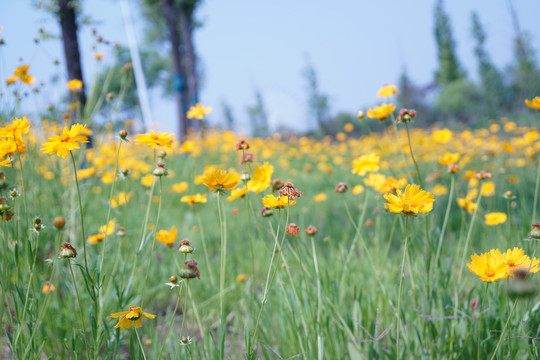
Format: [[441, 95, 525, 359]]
[[2, 66, 540, 360]]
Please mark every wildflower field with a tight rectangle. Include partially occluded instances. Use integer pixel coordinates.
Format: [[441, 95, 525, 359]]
[[0, 87, 540, 359], [2, 2, 540, 359]]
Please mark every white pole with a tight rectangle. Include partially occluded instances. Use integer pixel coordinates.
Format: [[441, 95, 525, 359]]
[[120, 0, 153, 131]]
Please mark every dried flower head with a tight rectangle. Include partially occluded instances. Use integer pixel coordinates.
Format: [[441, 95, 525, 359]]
[[180, 259, 200, 279], [447, 164, 459, 174], [59, 242, 77, 258], [395, 109, 416, 123], [475, 171, 493, 180], [179, 239, 194, 254], [235, 139, 250, 151], [260, 206, 274, 217], [529, 223, 540, 240], [272, 179, 285, 192], [278, 183, 303, 201], [286, 223, 300, 236], [335, 182, 348, 193], [240, 152, 255, 165], [305, 225, 318, 236]]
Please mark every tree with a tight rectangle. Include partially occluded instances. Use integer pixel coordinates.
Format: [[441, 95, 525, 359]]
[[471, 12, 508, 115], [302, 60, 330, 136], [433, 0, 465, 86], [246, 90, 269, 137], [222, 100, 236, 131], [57, 0, 87, 109], [397, 69, 434, 124], [141, 0, 203, 138]]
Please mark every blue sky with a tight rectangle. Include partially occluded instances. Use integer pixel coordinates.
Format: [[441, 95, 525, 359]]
[[1, 0, 539, 134]]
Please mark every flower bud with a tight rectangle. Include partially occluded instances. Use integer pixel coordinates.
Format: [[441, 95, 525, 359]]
[[469, 298, 478, 312], [305, 225, 318, 236], [179, 259, 200, 279], [169, 275, 178, 284], [272, 179, 284, 192], [158, 150, 167, 159], [260, 207, 273, 217], [33, 217, 43, 232], [119, 130, 128, 140], [117, 226, 125, 237], [447, 164, 459, 174], [334, 182, 348, 193], [240, 152, 254, 165], [241, 170, 251, 182], [178, 239, 194, 254], [107, 92, 114, 101], [529, 223, 540, 240], [59, 242, 77, 258], [357, 110, 365, 119], [120, 168, 129, 177], [181, 337, 189, 344], [53, 216, 66, 229]]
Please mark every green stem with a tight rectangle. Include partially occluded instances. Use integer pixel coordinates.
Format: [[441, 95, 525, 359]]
[[490, 298, 517, 360], [434, 174, 455, 266], [157, 281, 184, 360], [134, 326, 147, 360], [311, 236, 323, 360], [195, 208, 215, 287], [404, 122, 424, 188], [217, 192, 226, 322], [396, 216, 409, 360], [69, 260, 91, 359], [70, 151, 89, 274], [477, 282, 489, 360], [14, 137, 29, 230], [532, 152, 540, 223]]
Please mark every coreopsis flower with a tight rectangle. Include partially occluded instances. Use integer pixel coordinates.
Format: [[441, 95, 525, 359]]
[[41, 124, 89, 158], [467, 251, 507, 282], [438, 152, 460, 166], [14, 64, 35, 85], [168, 181, 188, 193], [93, 53, 106, 60], [181, 193, 207, 204], [484, 212, 507, 226], [227, 186, 247, 201], [343, 122, 354, 132], [376, 84, 398, 98], [525, 97, 540, 111], [247, 162, 273, 193], [278, 183, 303, 201], [352, 153, 380, 176], [457, 197, 477, 215], [366, 103, 395, 120], [500, 247, 540, 278], [110, 192, 133, 208], [67, 79, 83, 92], [42, 282, 56, 294], [432, 184, 448, 196], [202, 168, 240, 192], [364, 173, 387, 192], [5, 75, 16, 85], [286, 223, 300, 236], [156, 226, 178, 247], [236, 274, 248, 283], [313, 193, 327, 202], [379, 176, 407, 194], [110, 306, 156, 329], [135, 131, 174, 148], [383, 184, 435, 215], [87, 220, 116, 244], [187, 103, 212, 120], [262, 194, 295, 209], [0, 117, 30, 140], [432, 128, 453, 143], [481, 181, 495, 197]]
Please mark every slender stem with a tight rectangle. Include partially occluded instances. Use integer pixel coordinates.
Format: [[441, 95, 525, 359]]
[[70, 151, 89, 273], [311, 237, 323, 360], [477, 282, 489, 360], [434, 174, 455, 266], [396, 216, 409, 360], [195, 208, 215, 287], [134, 326, 147, 360], [262, 210, 281, 297], [250, 204, 290, 353], [69, 261, 91, 359], [14, 137, 29, 230], [532, 153, 540, 223], [490, 298, 517, 360], [404, 122, 424, 188], [457, 184, 484, 283], [157, 281, 184, 360], [217, 192, 226, 321]]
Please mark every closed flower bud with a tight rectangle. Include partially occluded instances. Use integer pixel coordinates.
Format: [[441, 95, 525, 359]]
[[178, 239, 194, 254], [33, 217, 43, 232], [59, 242, 77, 258], [357, 110, 365, 119], [107, 92, 114, 101], [260, 206, 273, 217], [335, 182, 348, 193], [241, 170, 251, 182], [119, 130, 128, 140], [120, 168, 129, 177], [305, 225, 318, 236], [169, 275, 178, 284], [529, 223, 540, 240], [272, 179, 284, 192], [179, 259, 200, 279], [53, 216, 66, 229], [158, 150, 167, 159], [117, 226, 125, 237], [365, 219, 374, 227]]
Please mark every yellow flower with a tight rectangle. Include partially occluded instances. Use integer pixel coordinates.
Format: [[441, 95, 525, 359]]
[[247, 162, 273, 193], [500, 247, 540, 278], [352, 184, 364, 195], [457, 197, 477, 214], [110, 306, 156, 330], [187, 103, 212, 120], [432, 184, 448, 196], [14, 65, 35, 85], [236, 274, 248, 283], [432, 129, 453, 143], [5, 75, 17, 85], [180, 140, 195, 153], [0, 158, 12, 167], [67, 79, 83, 92], [169, 181, 189, 193], [227, 186, 247, 201], [367, 103, 395, 120], [525, 97, 540, 111], [42, 282, 56, 294], [313, 193, 327, 202], [156, 226, 177, 246], [379, 176, 407, 194], [438, 152, 460, 166], [343, 122, 354, 133], [181, 193, 207, 204], [484, 212, 507, 226], [77, 167, 95, 180], [262, 194, 295, 209], [0, 116, 30, 140], [376, 84, 398, 98], [467, 251, 508, 282], [363, 173, 386, 192], [87, 220, 116, 244], [135, 131, 174, 148], [41, 124, 89, 158], [87, 233, 105, 244], [384, 184, 435, 214], [202, 168, 240, 191], [93, 53, 106, 60], [352, 153, 380, 176], [111, 192, 133, 208], [481, 181, 495, 197], [141, 174, 154, 187]]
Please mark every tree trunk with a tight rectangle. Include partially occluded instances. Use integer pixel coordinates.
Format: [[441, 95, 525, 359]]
[[162, 0, 188, 139], [57, 0, 86, 109], [180, 10, 199, 131]]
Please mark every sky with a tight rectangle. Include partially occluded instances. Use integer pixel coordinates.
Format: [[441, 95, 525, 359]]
[[0, 0, 539, 135]]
